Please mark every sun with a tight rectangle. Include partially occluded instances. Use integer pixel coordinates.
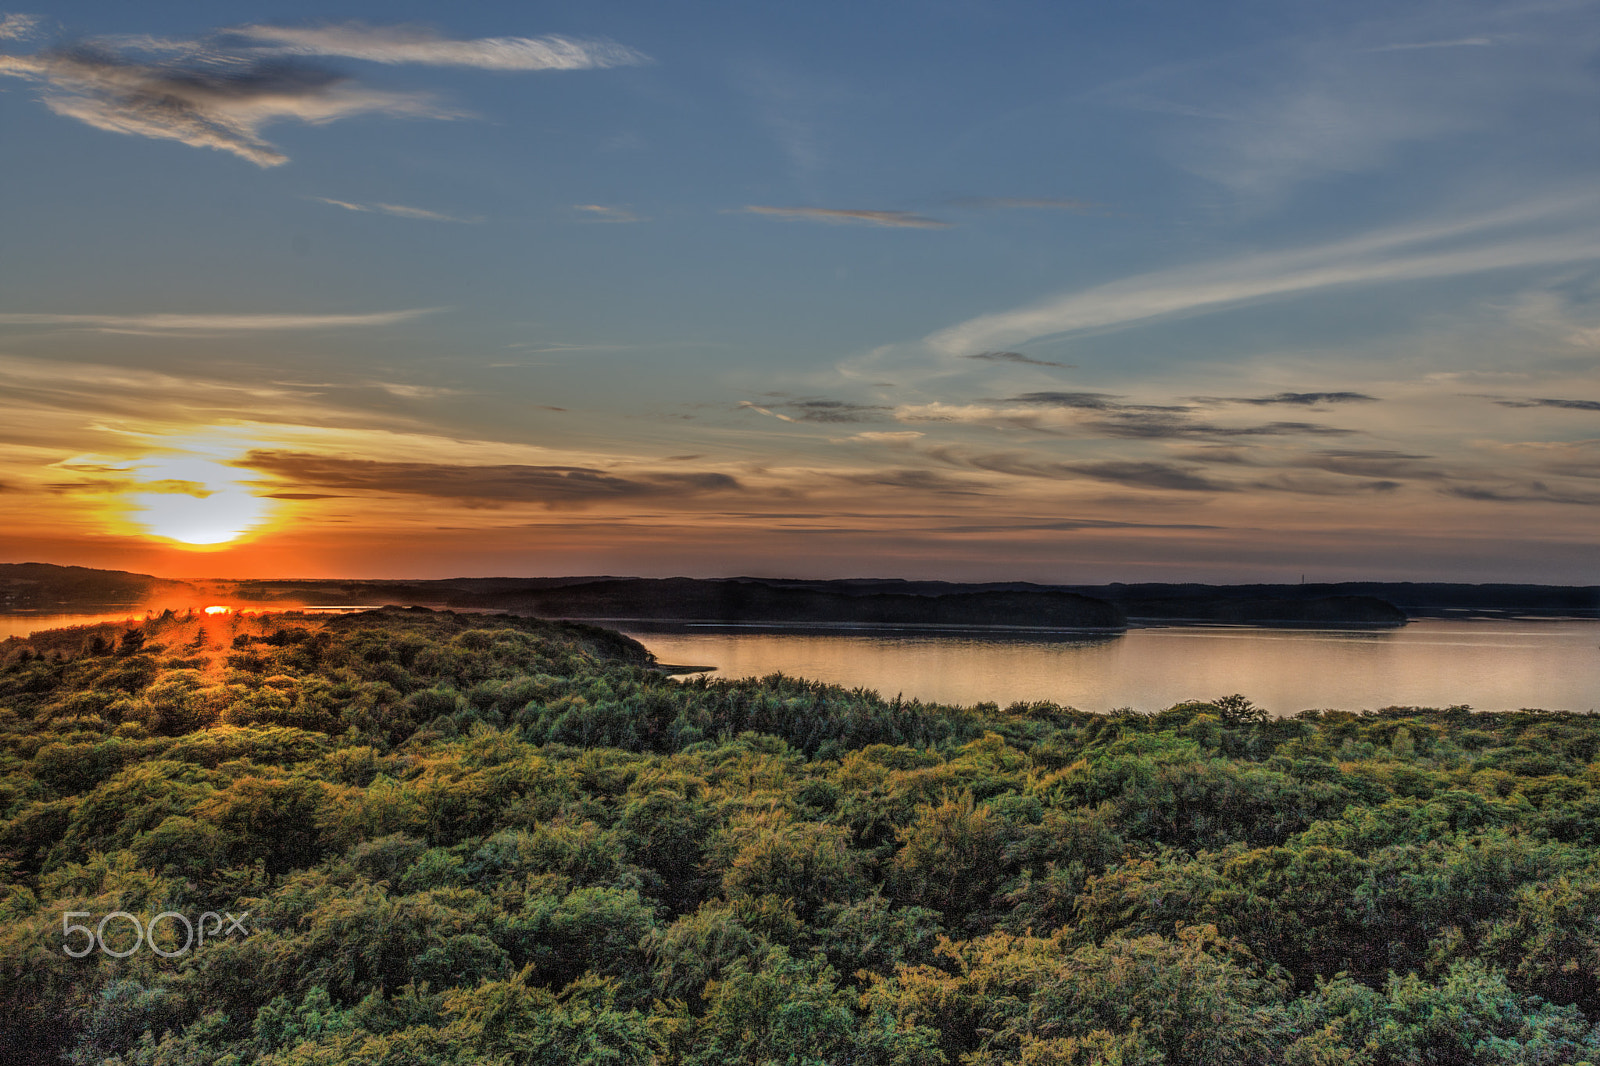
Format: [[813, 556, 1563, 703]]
[[125, 455, 274, 547]]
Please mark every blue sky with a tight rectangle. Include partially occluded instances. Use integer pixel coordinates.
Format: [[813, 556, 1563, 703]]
[[3, 1, 1600, 582]]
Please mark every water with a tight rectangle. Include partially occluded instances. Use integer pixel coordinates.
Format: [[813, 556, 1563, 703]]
[[0, 605, 382, 642], [0, 609, 161, 640], [617, 620, 1600, 715], [6, 610, 1596, 715]]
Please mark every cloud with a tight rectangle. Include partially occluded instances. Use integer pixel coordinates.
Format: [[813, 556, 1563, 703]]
[[1168, 444, 1454, 491], [844, 431, 925, 445], [1370, 38, 1495, 52], [1485, 438, 1600, 480], [776, 399, 892, 423], [925, 196, 1600, 356], [1210, 391, 1380, 406], [1096, 415, 1355, 440], [1, 21, 644, 165], [230, 24, 647, 70], [574, 204, 641, 223], [740, 399, 891, 424], [832, 468, 986, 494], [1065, 460, 1233, 492], [940, 518, 1223, 533], [738, 401, 795, 423], [1292, 449, 1440, 479], [951, 197, 1097, 212], [1252, 475, 1402, 496], [0, 308, 437, 332], [236, 450, 742, 506], [965, 350, 1074, 368], [922, 446, 1234, 493], [1036, 457, 1235, 489], [0, 13, 38, 40], [1492, 397, 1600, 412], [1445, 481, 1600, 506], [1003, 391, 1159, 410], [933, 442, 1422, 497], [1105, 6, 1559, 199], [313, 197, 480, 223], [739, 206, 951, 229], [0, 45, 451, 166], [896, 396, 1354, 441]]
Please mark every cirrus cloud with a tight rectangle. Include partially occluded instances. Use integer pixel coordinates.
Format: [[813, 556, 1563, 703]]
[[236, 450, 742, 507], [229, 23, 647, 71], [0, 45, 452, 166], [312, 197, 481, 223], [0, 13, 38, 40], [739, 206, 951, 229], [0, 308, 439, 333], [0, 20, 646, 166]]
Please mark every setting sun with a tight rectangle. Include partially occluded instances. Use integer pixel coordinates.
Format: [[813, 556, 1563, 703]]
[[124, 455, 274, 547]]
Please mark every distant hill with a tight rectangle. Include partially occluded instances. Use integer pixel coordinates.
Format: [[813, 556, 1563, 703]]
[[0, 563, 194, 611], [461, 577, 1128, 630], [739, 577, 1597, 622], [1062, 581, 1597, 622], [7, 563, 1598, 626]]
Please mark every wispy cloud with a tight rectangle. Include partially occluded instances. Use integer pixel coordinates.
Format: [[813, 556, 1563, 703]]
[[832, 468, 985, 494], [0, 13, 38, 40], [1206, 391, 1381, 406], [1566, 326, 1600, 349], [1491, 396, 1600, 412], [740, 206, 951, 229], [574, 204, 641, 223], [230, 24, 647, 71], [761, 399, 892, 423], [738, 401, 795, 423], [1289, 448, 1441, 480], [1444, 480, 1600, 506], [844, 431, 925, 445], [1103, 5, 1591, 200], [313, 197, 480, 223], [0, 46, 449, 166], [935, 449, 1234, 492], [1004, 391, 1162, 410], [237, 450, 740, 506], [925, 196, 1600, 356], [1371, 37, 1495, 52], [0, 21, 644, 165], [965, 350, 1073, 369], [0, 308, 438, 332], [951, 197, 1096, 212], [893, 399, 1354, 441], [1252, 474, 1402, 496]]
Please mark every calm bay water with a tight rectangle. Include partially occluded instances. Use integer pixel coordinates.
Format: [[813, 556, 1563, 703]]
[[618, 620, 1600, 715], [5, 610, 1595, 715], [0, 605, 380, 642], [0, 610, 160, 640]]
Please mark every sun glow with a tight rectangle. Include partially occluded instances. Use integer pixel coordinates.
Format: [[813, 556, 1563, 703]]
[[125, 455, 274, 545]]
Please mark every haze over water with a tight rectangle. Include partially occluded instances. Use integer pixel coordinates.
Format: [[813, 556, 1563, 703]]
[[622, 620, 1600, 715]]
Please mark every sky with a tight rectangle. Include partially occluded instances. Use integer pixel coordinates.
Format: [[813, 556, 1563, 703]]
[[2, 0, 1599, 584]]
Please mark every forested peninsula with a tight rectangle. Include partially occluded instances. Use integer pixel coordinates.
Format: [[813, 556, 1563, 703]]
[[4, 608, 1600, 1063]]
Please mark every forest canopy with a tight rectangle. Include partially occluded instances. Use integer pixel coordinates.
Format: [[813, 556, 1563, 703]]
[[2, 607, 1599, 1064]]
